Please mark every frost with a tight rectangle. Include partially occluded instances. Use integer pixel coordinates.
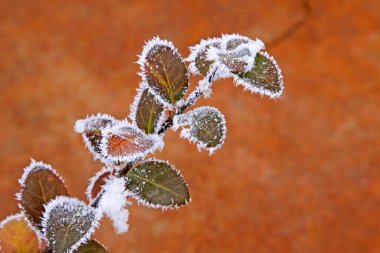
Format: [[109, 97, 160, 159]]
[[74, 114, 119, 161], [173, 106, 227, 154], [232, 51, 284, 99], [17, 159, 68, 240], [207, 34, 265, 78], [42, 196, 100, 253], [98, 177, 131, 234], [100, 120, 164, 163], [86, 167, 114, 204], [0, 212, 41, 252], [0, 213, 25, 229], [18, 159, 65, 190], [187, 37, 221, 76], [137, 36, 188, 106]]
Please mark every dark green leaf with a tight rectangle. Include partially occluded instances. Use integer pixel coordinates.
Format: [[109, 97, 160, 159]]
[[177, 106, 226, 153], [135, 88, 164, 134], [234, 51, 283, 98], [74, 240, 107, 253], [143, 42, 188, 104], [42, 197, 98, 253], [18, 161, 69, 231], [125, 160, 190, 208]]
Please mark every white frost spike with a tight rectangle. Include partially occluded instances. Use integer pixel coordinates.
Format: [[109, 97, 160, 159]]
[[18, 159, 65, 191], [0, 213, 25, 229], [232, 51, 284, 99], [74, 113, 117, 134], [100, 120, 164, 163], [0, 212, 44, 248], [207, 34, 265, 77], [98, 177, 131, 234], [137, 36, 182, 108], [42, 196, 100, 253], [74, 113, 119, 162], [86, 166, 114, 204], [173, 106, 227, 154], [16, 159, 66, 241], [186, 37, 221, 75]]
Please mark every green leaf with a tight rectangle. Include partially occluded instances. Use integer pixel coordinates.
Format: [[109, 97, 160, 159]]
[[134, 88, 164, 134], [125, 160, 190, 208], [175, 106, 226, 153], [142, 39, 188, 104], [42, 197, 99, 253], [234, 51, 283, 98], [0, 214, 40, 253], [18, 161, 69, 231], [73, 240, 107, 253]]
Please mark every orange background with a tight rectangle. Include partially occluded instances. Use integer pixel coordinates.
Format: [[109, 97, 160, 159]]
[[0, 0, 379, 252]]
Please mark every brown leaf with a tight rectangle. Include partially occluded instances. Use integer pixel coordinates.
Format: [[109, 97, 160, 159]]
[[18, 162, 69, 231], [143, 41, 188, 104]]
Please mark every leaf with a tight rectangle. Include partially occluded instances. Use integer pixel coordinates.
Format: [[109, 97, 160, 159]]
[[218, 47, 253, 73], [86, 167, 113, 203], [134, 87, 164, 134], [73, 240, 107, 253], [139, 37, 188, 104], [125, 160, 190, 208], [74, 114, 118, 160], [233, 51, 284, 98], [174, 106, 226, 154], [0, 213, 40, 253], [42, 197, 99, 253], [223, 34, 250, 50], [101, 121, 163, 163], [18, 160, 69, 231], [187, 38, 221, 76]]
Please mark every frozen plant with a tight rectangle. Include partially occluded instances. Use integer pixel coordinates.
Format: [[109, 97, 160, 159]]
[[0, 34, 283, 253]]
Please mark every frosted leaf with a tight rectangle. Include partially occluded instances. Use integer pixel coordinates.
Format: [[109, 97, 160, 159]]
[[233, 51, 284, 99], [173, 106, 226, 154], [101, 120, 163, 163], [0, 213, 40, 253], [17, 160, 69, 232], [187, 37, 221, 76], [74, 114, 119, 160], [42, 196, 99, 253], [125, 159, 190, 209], [98, 177, 130, 234], [86, 167, 113, 204], [130, 83, 165, 134], [138, 37, 189, 105], [222, 34, 251, 50], [207, 35, 265, 77], [73, 240, 107, 253]]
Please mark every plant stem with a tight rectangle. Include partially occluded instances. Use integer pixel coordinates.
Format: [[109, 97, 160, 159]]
[[157, 66, 219, 134]]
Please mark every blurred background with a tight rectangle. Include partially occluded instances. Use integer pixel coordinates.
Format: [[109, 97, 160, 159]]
[[0, 0, 379, 252]]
